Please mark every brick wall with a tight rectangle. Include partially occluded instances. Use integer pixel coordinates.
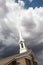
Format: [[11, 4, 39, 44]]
[[17, 58, 26, 65]]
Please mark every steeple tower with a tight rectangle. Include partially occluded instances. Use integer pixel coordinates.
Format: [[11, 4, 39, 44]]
[[19, 32, 27, 53]]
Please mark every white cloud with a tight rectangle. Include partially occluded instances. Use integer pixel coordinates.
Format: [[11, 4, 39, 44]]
[[29, 0, 33, 3], [3, 0, 43, 46], [18, 0, 25, 7], [0, 0, 43, 47]]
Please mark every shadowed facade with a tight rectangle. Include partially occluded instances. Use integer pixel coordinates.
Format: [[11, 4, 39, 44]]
[[0, 50, 38, 65]]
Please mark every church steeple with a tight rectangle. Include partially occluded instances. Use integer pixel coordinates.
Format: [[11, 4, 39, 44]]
[[19, 32, 27, 53]]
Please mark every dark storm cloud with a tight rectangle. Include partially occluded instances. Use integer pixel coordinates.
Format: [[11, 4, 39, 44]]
[[28, 42, 43, 53], [0, 41, 6, 49], [0, 24, 19, 59], [0, 45, 19, 58], [0, 40, 6, 58]]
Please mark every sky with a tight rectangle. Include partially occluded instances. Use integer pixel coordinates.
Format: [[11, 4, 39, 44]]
[[0, 0, 43, 65]]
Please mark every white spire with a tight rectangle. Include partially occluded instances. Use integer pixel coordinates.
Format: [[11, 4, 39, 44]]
[[19, 31, 24, 42], [19, 32, 27, 53]]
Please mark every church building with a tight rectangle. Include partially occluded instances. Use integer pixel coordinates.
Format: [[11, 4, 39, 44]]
[[0, 33, 38, 65]]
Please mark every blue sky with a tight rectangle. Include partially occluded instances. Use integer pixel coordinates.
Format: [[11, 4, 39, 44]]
[[16, 0, 43, 8], [24, 0, 43, 8]]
